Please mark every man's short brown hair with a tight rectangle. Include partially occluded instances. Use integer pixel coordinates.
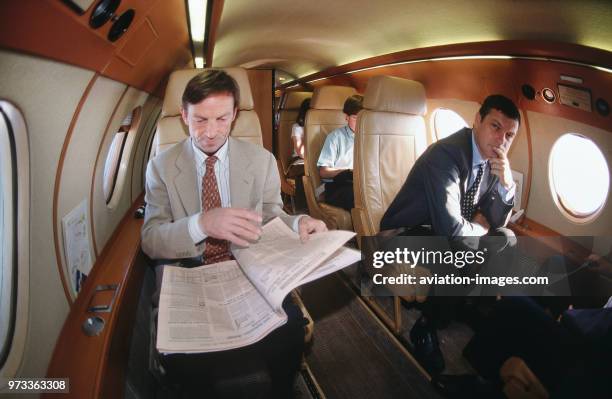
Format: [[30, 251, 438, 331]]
[[343, 94, 364, 116], [181, 70, 240, 109]]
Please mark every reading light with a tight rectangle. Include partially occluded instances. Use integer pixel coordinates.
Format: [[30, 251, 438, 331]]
[[89, 0, 135, 42], [188, 0, 206, 43], [188, 0, 208, 67], [542, 88, 556, 103]]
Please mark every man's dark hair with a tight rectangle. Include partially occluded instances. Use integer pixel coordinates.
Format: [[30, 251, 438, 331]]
[[181, 70, 240, 109], [478, 94, 520, 125], [296, 98, 311, 127], [343, 94, 364, 116]]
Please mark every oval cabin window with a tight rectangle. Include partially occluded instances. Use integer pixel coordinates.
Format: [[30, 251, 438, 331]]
[[549, 133, 610, 222], [103, 113, 132, 204], [432, 108, 468, 140], [102, 106, 142, 207], [0, 104, 15, 366]]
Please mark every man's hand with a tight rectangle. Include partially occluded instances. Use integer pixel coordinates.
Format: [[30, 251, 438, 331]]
[[490, 147, 514, 190], [198, 208, 262, 247], [472, 211, 490, 232], [298, 215, 327, 242]]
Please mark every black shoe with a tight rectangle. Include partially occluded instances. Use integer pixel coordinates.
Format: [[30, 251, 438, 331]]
[[410, 316, 445, 375], [431, 374, 503, 399]]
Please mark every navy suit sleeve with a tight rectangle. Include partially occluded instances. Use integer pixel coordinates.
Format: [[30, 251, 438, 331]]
[[381, 145, 493, 238], [477, 183, 514, 229]]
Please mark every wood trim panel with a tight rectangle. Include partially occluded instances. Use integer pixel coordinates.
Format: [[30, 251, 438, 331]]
[[205, 0, 225, 67], [301, 57, 612, 133], [116, 17, 159, 68], [89, 86, 130, 259], [247, 69, 274, 152], [101, 0, 192, 93], [52, 73, 99, 305], [0, 1, 114, 72], [45, 194, 146, 399], [285, 40, 612, 86], [0, 0, 191, 94], [519, 104, 534, 211]]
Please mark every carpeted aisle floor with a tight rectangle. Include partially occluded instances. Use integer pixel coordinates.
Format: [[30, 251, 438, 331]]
[[300, 272, 444, 399]]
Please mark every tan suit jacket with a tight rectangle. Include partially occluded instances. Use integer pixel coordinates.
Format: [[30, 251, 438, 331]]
[[142, 137, 298, 260]]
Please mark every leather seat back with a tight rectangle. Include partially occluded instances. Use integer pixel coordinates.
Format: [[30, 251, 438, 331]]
[[352, 75, 427, 237], [303, 85, 357, 226], [277, 91, 311, 174], [156, 67, 262, 154]]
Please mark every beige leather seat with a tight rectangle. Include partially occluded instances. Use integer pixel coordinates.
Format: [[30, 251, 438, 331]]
[[303, 85, 357, 230], [352, 75, 427, 238], [155, 67, 262, 155], [353, 75, 428, 333]]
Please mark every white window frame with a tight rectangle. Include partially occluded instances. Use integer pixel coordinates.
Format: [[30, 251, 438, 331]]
[[431, 107, 468, 141], [548, 132, 610, 224], [0, 100, 29, 383], [103, 131, 128, 204], [106, 106, 142, 209]]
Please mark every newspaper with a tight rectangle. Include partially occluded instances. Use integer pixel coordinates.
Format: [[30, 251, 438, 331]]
[[157, 217, 360, 353]]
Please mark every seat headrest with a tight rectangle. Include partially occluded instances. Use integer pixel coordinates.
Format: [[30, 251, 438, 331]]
[[310, 86, 357, 110], [283, 91, 312, 110], [363, 76, 426, 115], [161, 67, 254, 117]]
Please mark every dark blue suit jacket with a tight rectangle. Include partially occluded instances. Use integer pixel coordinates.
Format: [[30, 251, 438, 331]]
[[380, 128, 513, 237]]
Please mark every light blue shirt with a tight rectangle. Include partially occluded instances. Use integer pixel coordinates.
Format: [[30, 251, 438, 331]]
[[470, 133, 515, 203], [317, 125, 354, 182]]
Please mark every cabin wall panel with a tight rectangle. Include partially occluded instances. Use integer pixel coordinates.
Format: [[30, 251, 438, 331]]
[[130, 98, 162, 202], [56, 76, 127, 282], [507, 110, 531, 209], [91, 88, 149, 253], [526, 111, 612, 236], [0, 50, 93, 380]]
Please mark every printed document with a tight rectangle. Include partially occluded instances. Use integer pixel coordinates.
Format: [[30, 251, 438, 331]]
[[157, 218, 360, 353]]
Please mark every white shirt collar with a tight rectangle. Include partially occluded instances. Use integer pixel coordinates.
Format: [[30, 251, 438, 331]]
[[192, 137, 229, 166]]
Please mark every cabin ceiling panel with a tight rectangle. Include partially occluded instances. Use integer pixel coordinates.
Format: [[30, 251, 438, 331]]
[[214, 0, 612, 78]]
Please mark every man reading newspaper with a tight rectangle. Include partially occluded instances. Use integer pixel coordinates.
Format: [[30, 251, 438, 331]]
[[141, 69, 328, 398]]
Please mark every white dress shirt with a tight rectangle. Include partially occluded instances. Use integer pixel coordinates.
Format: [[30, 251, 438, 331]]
[[188, 138, 303, 244], [468, 133, 515, 235]]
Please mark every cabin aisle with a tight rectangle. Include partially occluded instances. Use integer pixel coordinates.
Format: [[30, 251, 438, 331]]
[[300, 273, 443, 399]]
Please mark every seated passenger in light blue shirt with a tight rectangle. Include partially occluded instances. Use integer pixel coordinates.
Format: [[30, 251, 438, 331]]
[[316, 94, 363, 210]]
